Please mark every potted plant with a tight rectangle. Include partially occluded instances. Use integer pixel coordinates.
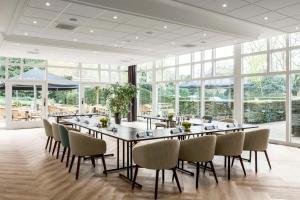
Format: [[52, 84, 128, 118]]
[[103, 83, 137, 124], [182, 121, 191, 132], [100, 117, 109, 128], [167, 113, 174, 121]]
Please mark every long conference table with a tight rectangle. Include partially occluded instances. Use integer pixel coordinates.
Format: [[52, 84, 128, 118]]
[[63, 118, 258, 187]]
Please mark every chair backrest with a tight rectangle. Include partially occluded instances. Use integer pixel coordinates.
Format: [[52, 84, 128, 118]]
[[179, 135, 216, 162], [133, 140, 180, 170], [58, 124, 70, 148], [243, 129, 270, 151], [43, 119, 53, 137], [68, 131, 106, 156], [52, 122, 61, 141], [215, 132, 245, 156]]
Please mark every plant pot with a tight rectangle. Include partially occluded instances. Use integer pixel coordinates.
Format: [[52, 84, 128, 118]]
[[183, 128, 190, 132], [114, 113, 121, 124]]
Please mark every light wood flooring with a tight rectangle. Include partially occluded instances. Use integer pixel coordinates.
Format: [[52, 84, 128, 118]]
[[1, 127, 300, 200]]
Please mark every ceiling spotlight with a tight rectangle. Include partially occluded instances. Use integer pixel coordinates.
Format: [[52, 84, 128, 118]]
[[90, 29, 94, 33], [24, 32, 28, 36], [222, 4, 227, 8], [203, 33, 207, 37], [147, 48, 152, 51], [113, 15, 118, 19], [135, 36, 139, 39], [114, 44, 118, 47], [264, 16, 268, 20], [45, 2, 51, 6], [163, 25, 168, 29], [33, 20, 37, 24], [296, 27, 299, 30], [73, 38, 78, 42], [171, 42, 175, 45]]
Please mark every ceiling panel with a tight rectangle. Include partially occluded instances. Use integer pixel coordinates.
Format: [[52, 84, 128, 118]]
[[255, 0, 300, 11], [125, 17, 161, 28], [63, 3, 105, 18], [276, 3, 300, 16], [18, 16, 51, 27], [112, 24, 143, 33], [28, 0, 69, 12], [23, 7, 59, 21], [266, 17, 299, 29], [97, 10, 135, 23], [248, 11, 286, 25], [227, 4, 269, 19]]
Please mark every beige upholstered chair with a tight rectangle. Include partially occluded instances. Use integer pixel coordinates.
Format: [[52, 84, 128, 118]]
[[132, 140, 181, 199], [68, 131, 107, 180], [51, 122, 62, 159], [232, 129, 271, 173], [179, 135, 218, 188], [43, 119, 53, 153], [215, 132, 246, 180]]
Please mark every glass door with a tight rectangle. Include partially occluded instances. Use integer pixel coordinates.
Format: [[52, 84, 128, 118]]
[[6, 81, 46, 129]]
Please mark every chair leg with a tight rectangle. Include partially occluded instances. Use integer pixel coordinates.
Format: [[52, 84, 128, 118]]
[[224, 156, 227, 168], [196, 162, 199, 188], [45, 137, 50, 149], [101, 155, 107, 175], [249, 151, 252, 162], [49, 137, 53, 153], [172, 168, 182, 193], [52, 141, 57, 156], [56, 142, 61, 159], [69, 155, 75, 173], [154, 170, 159, 200], [162, 170, 165, 183], [227, 156, 231, 180], [91, 156, 95, 168], [255, 151, 258, 173], [264, 150, 271, 170], [76, 156, 81, 180], [132, 165, 139, 189], [210, 161, 218, 184], [203, 162, 207, 174], [238, 155, 246, 176], [61, 147, 66, 162], [66, 148, 70, 167]]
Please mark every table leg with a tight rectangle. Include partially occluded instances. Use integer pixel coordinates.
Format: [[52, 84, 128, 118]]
[[150, 119, 152, 129], [123, 140, 125, 168], [130, 141, 133, 179], [117, 139, 119, 168]]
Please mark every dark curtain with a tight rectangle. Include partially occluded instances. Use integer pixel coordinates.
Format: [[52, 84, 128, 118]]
[[128, 65, 137, 121]]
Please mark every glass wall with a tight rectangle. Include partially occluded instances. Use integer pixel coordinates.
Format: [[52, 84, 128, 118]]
[[83, 85, 108, 114], [157, 82, 175, 116], [179, 81, 201, 116]]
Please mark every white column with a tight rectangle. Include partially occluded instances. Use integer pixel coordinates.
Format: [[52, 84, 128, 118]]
[[233, 44, 243, 123], [286, 35, 291, 143], [152, 61, 157, 115]]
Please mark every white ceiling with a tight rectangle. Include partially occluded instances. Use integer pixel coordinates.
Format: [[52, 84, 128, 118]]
[[0, 0, 297, 65]]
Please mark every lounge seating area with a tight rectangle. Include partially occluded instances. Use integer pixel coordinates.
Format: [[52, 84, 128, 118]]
[[1, 0, 300, 199]]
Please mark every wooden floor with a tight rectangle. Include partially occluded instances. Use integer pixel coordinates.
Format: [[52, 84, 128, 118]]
[[1, 128, 300, 200]]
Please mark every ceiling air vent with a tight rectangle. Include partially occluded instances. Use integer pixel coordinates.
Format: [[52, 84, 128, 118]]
[[182, 44, 197, 48], [55, 23, 77, 30]]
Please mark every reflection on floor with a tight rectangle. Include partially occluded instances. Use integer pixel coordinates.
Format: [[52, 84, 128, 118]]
[[1, 125, 300, 200]]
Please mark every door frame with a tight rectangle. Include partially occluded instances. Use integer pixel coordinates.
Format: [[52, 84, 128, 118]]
[[5, 80, 47, 129]]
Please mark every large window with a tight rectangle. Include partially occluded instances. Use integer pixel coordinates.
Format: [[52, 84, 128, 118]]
[[291, 74, 300, 143], [204, 78, 234, 119], [158, 82, 175, 116], [179, 81, 201, 116], [243, 76, 286, 141], [83, 85, 108, 114]]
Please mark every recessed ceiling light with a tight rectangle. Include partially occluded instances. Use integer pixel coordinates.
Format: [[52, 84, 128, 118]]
[[24, 32, 28, 36], [163, 25, 168, 29], [90, 29, 94, 33], [135, 36, 139, 39], [33, 20, 37, 24], [113, 15, 118, 19], [203, 33, 207, 37], [296, 27, 299, 30], [114, 44, 118, 47], [45, 2, 51, 6], [171, 42, 175, 45], [264, 16, 268, 20], [147, 48, 152, 51], [222, 4, 227, 8], [73, 38, 78, 42], [69, 18, 78, 22]]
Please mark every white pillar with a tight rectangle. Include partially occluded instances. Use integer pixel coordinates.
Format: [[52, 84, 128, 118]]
[[233, 44, 242, 123]]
